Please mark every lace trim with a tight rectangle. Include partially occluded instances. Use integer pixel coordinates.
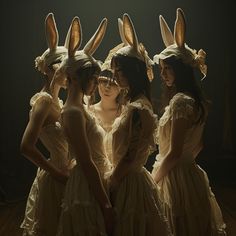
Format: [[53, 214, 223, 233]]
[[159, 93, 194, 127], [112, 97, 158, 134], [30, 92, 64, 110], [30, 92, 52, 107]]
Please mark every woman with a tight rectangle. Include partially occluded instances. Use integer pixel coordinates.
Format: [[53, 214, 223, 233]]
[[108, 13, 171, 236], [88, 47, 124, 165], [20, 13, 72, 235], [55, 17, 115, 236], [152, 8, 226, 236]]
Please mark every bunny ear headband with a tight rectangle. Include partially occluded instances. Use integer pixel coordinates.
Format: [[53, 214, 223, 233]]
[[35, 13, 69, 74], [153, 8, 207, 80], [99, 18, 129, 74], [59, 17, 108, 80], [114, 13, 154, 82]]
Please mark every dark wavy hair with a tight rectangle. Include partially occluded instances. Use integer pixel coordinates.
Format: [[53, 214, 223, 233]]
[[160, 56, 209, 124], [111, 54, 152, 103]]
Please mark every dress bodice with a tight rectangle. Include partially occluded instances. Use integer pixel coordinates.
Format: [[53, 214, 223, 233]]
[[112, 96, 157, 170], [87, 105, 116, 165], [157, 92, 207, 163], [30, 92, 69, 169], [63, 108, 111, 177]]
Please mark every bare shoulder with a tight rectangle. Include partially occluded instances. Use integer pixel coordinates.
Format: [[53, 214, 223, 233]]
[[62, 106, 85, 122]]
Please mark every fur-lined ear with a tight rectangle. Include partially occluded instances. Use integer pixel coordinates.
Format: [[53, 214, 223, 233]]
[[64, 24, 72, 49], [83, 18, 108, 55], [174, 8, 186, 48], [45, 13, 59, 51], [68, 17, 82, 58], [159, 15, 174, 47], [122, 13, 139, 52], [118, 18, 128, 45]]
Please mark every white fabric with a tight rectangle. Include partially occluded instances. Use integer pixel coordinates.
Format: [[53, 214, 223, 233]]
[[21, 92, 71, 236], [111, 95, 172, 236], [152, 92, 227, 236], [57, 109, 111, 236]]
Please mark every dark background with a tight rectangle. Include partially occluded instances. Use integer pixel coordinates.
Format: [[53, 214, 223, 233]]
[[1, 0, 235, 202]]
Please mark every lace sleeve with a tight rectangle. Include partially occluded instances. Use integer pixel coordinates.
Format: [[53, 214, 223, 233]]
[[125, 105, 157, 167], [169, 93, 194, 121], [30, 92, 52, 107]]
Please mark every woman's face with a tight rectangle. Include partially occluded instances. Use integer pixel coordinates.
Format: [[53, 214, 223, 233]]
[[52, 63, 67, 89], [112, 63, 129, 89], [159, 59, 175, 87], [98, 77, 121, 101]]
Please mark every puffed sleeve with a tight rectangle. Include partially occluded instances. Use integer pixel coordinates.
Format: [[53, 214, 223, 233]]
[[124, 100, 157, 168], [30, 92, 53, 108], [169, 93, 194, 121]]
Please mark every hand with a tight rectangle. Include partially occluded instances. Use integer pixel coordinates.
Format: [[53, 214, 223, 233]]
[[51, 167, 69, 184], [102, 205, 116, 235]]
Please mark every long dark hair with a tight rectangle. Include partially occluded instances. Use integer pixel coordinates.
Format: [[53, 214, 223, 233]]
[[160, 56, 209, 124], [111, 54, 152, 103]]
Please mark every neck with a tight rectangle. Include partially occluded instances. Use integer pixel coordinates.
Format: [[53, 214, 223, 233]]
[[99, 98, 118, 111], [65, 83, 84, 107], [40, 72, 54, 93], [51, 84, 61, 102]]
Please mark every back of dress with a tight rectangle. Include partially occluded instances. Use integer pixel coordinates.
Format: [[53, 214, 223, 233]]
[[112, 95, 157, 170], [157, 92, 206, 163]]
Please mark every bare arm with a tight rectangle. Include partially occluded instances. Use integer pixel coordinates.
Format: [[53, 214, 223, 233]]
[[154, 117, 189, 183], [63, 108, 112, 210], [20, 98, 67, 183]]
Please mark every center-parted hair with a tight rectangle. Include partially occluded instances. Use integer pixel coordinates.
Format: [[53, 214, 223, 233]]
[[112, 54, 151, 103], [161, 56, 209, 124]]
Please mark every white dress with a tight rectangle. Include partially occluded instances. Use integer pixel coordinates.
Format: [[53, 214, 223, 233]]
[[152, 92, 227, 236], [57, 109, 111, 236], [111, 95, 172, 236], [21, 92, 71, 236], [87, 105, 115, 165]]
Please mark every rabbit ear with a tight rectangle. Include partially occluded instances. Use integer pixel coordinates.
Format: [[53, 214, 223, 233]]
[[122, 13, 139, 52], [45, 13, 59, 50], [64, 23, 72, 49], [83, 18, 108, 55], [118, 18, 128, 45], [68, 17, 82, 58], [159, 15, 174, 47], [174, 8, 186, 48]]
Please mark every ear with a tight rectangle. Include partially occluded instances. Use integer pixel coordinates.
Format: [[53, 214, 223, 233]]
[[159, 15, 174, 47], [174, 8, 186, 48], [45, 13, 59, 50], [64, 23, 72, 49], [122, 13, 139, 52], [68, 17, 82, 58], [83, 18, 108, 55], [118, 18, 128, 45]]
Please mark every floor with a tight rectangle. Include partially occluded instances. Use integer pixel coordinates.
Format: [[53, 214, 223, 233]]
[[0, 184, 235, 236]]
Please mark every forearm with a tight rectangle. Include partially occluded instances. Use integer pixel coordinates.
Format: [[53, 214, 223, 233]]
[[21, 145, 59, 175], [154, 152, 180, 183], [80, 159, 111, 209]]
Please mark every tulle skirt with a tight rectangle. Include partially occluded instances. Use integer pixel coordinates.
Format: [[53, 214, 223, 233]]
[[111, 167, 172, 236], [57, 165, 107, 236], [152, 157, 227, 236], [21, 168, 65, 236]]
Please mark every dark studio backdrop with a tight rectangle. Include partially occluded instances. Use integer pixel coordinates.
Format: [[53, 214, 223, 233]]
[[1, 0, 235, 202]]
